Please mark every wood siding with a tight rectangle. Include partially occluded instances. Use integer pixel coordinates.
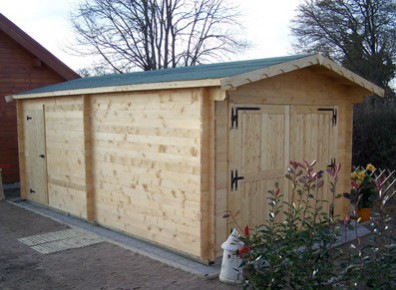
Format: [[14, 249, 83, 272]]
[[20, 98, 87, 218], [90, 89, 205, 259], [0, 30, 74, 183]]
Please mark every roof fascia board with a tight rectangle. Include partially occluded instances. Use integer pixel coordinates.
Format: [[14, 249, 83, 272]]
[[317, 56, 384, 97], [12, 78, 222, 100], [0, 14, 79, 80], [220, 54, 321, 90], [221, 54, 385, 97]]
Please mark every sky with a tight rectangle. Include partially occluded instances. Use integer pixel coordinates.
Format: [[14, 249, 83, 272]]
[[0, 0, 302, 72]]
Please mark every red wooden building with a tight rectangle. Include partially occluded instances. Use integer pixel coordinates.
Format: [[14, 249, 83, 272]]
[[0, 13, 79, 183]]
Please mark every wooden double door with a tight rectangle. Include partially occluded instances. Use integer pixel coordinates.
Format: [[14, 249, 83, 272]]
[[229, 104, 337, 229]]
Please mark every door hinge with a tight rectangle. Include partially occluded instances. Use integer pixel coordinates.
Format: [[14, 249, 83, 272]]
[[327, 158, 337, 170], [231, 170, 244, 191], [231, 107, 261, 129], [317, 108, 337, 127], [27, 115, 32, 121], [30, 188, 36, 194], [39, 154, 45, 159]]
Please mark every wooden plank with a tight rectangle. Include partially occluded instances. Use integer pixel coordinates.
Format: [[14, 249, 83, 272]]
[[84, 95, 95, 222], [92, 106, 200, 119], [214, 100, 229, 256], [93, 135, 199, 154], [93, 124, 199, 139], [12, 79, 222, 100], [16, 100, 27, 199], [207, 87, 226, 101], [47, 173, 86, 192], [200, 88, 216, 262], [335, 101, 353, 217], [93, 151, 200, 175]]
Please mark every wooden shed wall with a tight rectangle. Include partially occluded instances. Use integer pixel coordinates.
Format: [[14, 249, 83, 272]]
[[0, 30, 70, 183], [19, 97, 87, 218], [18, 87, 216, 261], [214, 68, 357, 255], [46, 98, 87, 218], [90, 89, 205, 258]]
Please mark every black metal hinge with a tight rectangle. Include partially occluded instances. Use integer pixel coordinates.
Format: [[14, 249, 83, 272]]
[[327, 158, 337, 170], [318, 108, 337, 127], [30, 188, 36, 194], [39, 154, 45, 159], [27, 115, 32, 121], [231, 107, 261, 129], [231, 170, 244, 191]]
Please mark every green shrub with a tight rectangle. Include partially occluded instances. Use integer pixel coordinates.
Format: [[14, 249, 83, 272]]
[[224, 161, 396, 289], [236, 161, 343, 289], [353, 98, 396, 169]]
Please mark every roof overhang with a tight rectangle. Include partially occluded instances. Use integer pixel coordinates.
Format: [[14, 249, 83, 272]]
[[221, 54, 384, 97], [12, 79, 222, 100]]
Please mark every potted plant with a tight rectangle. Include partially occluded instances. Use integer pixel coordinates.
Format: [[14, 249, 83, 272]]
[[345, 164, 378, 222]]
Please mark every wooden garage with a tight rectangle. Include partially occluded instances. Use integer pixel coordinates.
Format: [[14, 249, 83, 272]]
[[12, 54, 383, 263]]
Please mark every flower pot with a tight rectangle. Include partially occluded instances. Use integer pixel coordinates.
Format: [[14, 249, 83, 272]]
[[357, 208, 370, 222]]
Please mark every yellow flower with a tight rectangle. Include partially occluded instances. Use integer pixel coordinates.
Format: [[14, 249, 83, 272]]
[[366, 163, 376, 172], [351, 172, 359, 179], [356, 180, 362, 186], [358, 171, 366, 180]]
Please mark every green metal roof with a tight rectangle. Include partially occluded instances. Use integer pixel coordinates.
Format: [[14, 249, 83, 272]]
[[18, 54, 313, 95]]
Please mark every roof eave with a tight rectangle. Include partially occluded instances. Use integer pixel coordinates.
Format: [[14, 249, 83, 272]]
[[220, 54, 385, 97], [12, 78, 222, 100]]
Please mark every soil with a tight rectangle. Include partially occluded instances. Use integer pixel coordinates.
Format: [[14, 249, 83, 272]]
[[0, 198, 239, 290]]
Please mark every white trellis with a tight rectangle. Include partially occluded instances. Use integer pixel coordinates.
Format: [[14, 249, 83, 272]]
[[354, 166, 396, 205]]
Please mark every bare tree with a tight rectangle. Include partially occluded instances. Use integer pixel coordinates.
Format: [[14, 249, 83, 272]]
[[70, 0, 247, 73], [291, 0, 396, 96]]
